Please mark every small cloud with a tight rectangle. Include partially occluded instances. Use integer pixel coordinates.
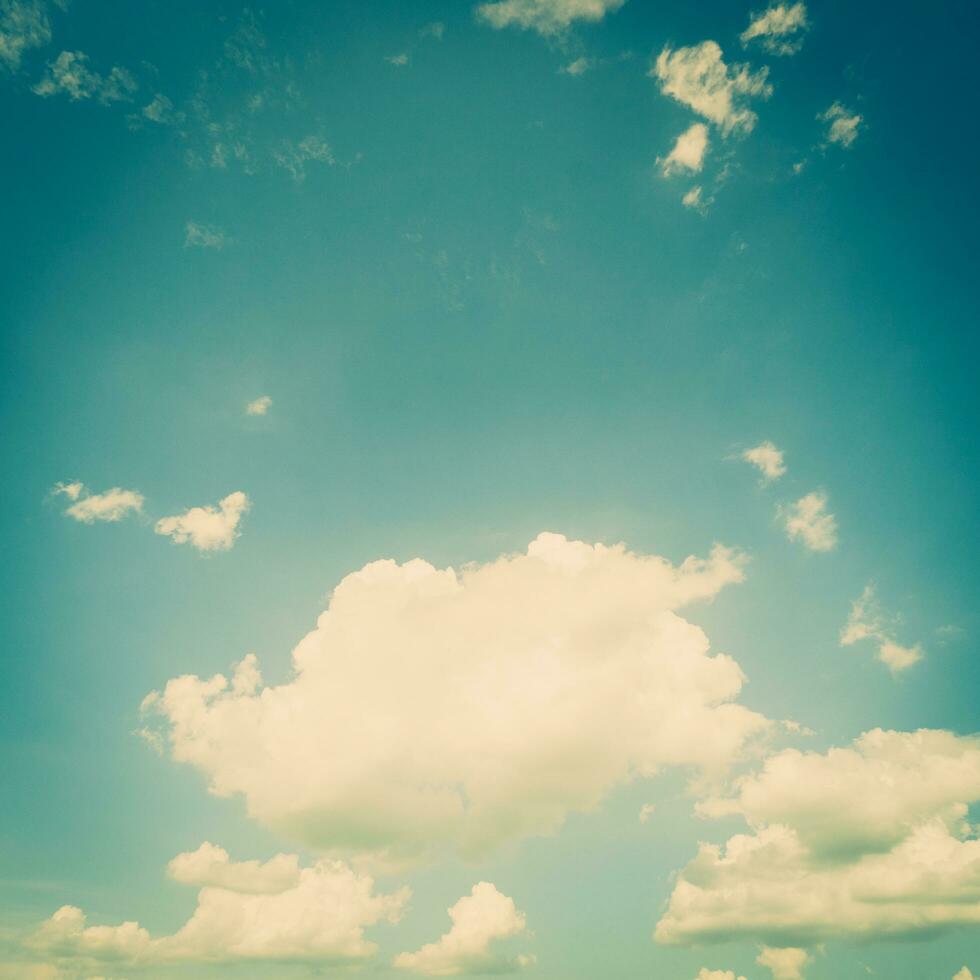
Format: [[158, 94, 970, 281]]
[[476, 0, 626, 37], [420, 21, 445, 40], [740, 440, 786, 483], [660, 122, 710, 176], [0, 0, 54, 72], [682, 185, 710, 213], [781, 490, 838, 551], [792, 159, 807, 174], [953, 969, 975, 980], [140, 92, 183, 125], [184, 221, 227, 250], [245, 394, 272, 416], [819, 101, 862, 148], [559, 56, 593, 76], [33, 50, 137, 104], [385, 52, 409, 67], [155, 491, 249, 553], [273, 134, 334, 182], [741, 3, 809, 56], [756, 946, 810, 980], [639, 803, 656, 823], [54, 482, 144, 523], [840, 583, 924, 673]]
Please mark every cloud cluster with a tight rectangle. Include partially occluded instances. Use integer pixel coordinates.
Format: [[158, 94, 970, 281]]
[[54, 482, 144, 523], [657, 729, 980, 946], [780, 491, 837, 551], [33, 50, 136, 104], [0, 0, 54, 71], [26, 848, 407, 968], [741, 4, 809, 56], [141, 532, 769, 867], [819, 102, 862, 148], [154, 491, 249, 553], [475, 0, 626, 36], [840, 584, 923, 672], [394, 883, 531, 975], [653, 41, 772, 137]]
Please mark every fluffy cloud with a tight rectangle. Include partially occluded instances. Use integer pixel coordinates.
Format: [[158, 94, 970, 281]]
[[819, 102, 862, 148], [652, 42, 772, 136], [0, 0, 53, 71], [695, 971, 745, 980], [840, 584, 923, 673], [184, 221, 227, 249], [657, 729, 980, 945], [682, 186, 709, 212], [559, 56, 593, 76], [54, 482, 144, 523], [142, 533, 769, 867], [955, 970, 976, 980], [394, 883, 530, 975], [27, 850, 407, 968], [740, 4, 809, 56], [245, 394, 272, 416], [740, 441, 786, 483], [166, 842, 300, 894], [154, 491, 249, 552], [475, 0, 625, 35], [756, 946, 809, 979], [661, 123, 710, 176], [33, 50, 136, 103], [780, 491, 837, 551]]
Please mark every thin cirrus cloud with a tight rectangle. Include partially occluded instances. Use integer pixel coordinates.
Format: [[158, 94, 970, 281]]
[[25, 847, 408, 968], [652, 41, 772, 137], [475, 0, 626, 36], [53, 481, 144, 523], [184, 220, 228, 249], [394, 882, 531, 975], [740, 441, 786, 483], [819, 102, 862, 148], [660, 122, 710, 176], [840, 583, 923, 673], [741, 3, 810, 56], [140, 532, 770, 869], [33, 50, 137, 104], [780, 491, 838, 551], [154, 491, 249, 553], [658, 729, 980, 947]]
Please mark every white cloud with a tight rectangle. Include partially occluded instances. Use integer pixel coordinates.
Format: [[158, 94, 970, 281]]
[[394, 883, 530, 975], [140, 93, 182, 125], [273, 134, 334, 182], [166, 842, 300, 894], [154, 491, 249, 552], [756, 946, 810, 980], [184, 221, 227, 249], [954, 969, 976, 980], [741, 4, 809, 56], [54, 482, 144, 523], [27, 849, 408, 967], [0, 0, 52, 71], [740, 441, 786, 483], [475, 0, 626, 36], [840, 584, 923, 673], [682, 186, 709, 212], [661, 123, 709, 176], [652, 41, 772, 136], [386, 52, 409, 66], [33, 50, 136, 103], [658, 729, 980, 946], [559, 56, 593, 76], [141, 532, 769, 868], [780, 491, 837, 551], [695, 971, 746, 980], [245, 394, 272, 416], [819, 102, 862, 148]]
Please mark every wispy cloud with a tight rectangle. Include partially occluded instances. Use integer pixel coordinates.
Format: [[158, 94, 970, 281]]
[[740, 440, 786, 483], [781, 490, 838, 551], [53, 481, 144, 523], [476, 0, 626, 37], [660, 122, 710, 176], [33, 50, 136, 104], [820, 101, 863, 148], [184, 221, 227, 250], [841, 583, 924, 673], [741, 3, 810, 56], [0, 0, 55, 71]]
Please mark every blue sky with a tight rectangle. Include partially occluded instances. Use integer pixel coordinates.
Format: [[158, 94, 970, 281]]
[[1, 0, 979, 978]]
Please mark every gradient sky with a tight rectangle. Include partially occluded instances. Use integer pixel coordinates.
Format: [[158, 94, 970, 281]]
[[1, 0, 979, 978]]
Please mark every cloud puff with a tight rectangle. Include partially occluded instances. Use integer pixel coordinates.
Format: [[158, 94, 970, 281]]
[[394, 883, 530, 975], [141, 532, 769, 868], [740, 441, 786, 483], [184, 221, 227, 249], [154, 491, 249, 552], [661, 123, 710, 176], [780, 491, 837, 551], [682, 186, 709, 212], [33, 50, 136, 104], [54, 482, 144, 523], [166, 842, 300, 894], [819, 102, 862, 148], [955, 969, 976, 980], [245, 394, 272, 416], [652, 41, 772, 136], [27, 849, 407, 968], [756, 946, 810, 979], [386, 52, 409, 66], [475, 0, 626, 36], [695, 971, 746, 980], [840, 584, 923, 673], [741, 4, 809, 56], [0, 0, 53, 71], [273, 134, 334, 182], [559, 56, 593, 76], [657, 729, 980, 946], [139, 92, 183, 125]]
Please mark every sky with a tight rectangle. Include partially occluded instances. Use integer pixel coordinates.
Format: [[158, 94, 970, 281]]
[[1, 0, 979, 977]]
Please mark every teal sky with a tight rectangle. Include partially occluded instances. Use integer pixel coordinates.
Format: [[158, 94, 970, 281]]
[[1, 1, 979, 978]]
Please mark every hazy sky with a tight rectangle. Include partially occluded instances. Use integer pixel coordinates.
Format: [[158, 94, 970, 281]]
[[1, 1, 979, 978]]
